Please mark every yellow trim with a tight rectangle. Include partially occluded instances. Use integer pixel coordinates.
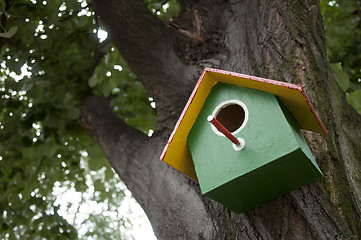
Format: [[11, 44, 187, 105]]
[[162, 74, 216, 181]]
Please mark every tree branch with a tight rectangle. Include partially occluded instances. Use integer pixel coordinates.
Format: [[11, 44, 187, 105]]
[[80, 95, 152, 197], [91, 0, 199, 133], [80, 95, 215, 239], [81, 95, 148, 157], [88, 37, 111, 80]]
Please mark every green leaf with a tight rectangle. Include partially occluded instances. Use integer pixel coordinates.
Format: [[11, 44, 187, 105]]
[[67, 107, 80, 120], [20, 80, 34, 92], [75, 16, 89, 28], [87, 143, 106, 171], [346, 89, 361, 115], [151, 3, 162, 9], [44, 113, 63, 129], [104, 168, 114, 181], [166, 0, 181, 18], [22, 146, 37, 159], [88, 73, 101, 87], [33, 235, 42, 240], [100, 83, 112, 97], [43, 141, 58, 158], [63, 92, 73, 104], [21, 136, 33, 147], [0, 26, 18, 38], [13, 172, 23, 186], [93, 179, 103, 192], [330, 62, 349, 92], [88, 156, 105, 171], [19, 24, 35, 45], [5, 77, 17, 90], [74, 180, 87, 192], [100, 189, 112, 202]]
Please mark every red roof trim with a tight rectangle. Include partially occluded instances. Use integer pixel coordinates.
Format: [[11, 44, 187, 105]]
[[299, 88, 328, 135], [205, 68, 327, 135], [205, 67, 303, 91]]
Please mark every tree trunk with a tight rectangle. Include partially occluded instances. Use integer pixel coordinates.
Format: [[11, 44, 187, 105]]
[[81, 0, 361, 239]]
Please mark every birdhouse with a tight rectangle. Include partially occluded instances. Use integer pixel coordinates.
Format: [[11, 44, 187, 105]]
[[160, 68, 327, 213]]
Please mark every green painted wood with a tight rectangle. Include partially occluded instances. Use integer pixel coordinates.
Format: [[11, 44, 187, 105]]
[[187, 83, 322, 213], [204, 148, 322, 213]]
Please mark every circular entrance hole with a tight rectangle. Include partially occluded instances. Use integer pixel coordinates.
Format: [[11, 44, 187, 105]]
[[210, 100, 249, 136], [216, 104, 245, 133]]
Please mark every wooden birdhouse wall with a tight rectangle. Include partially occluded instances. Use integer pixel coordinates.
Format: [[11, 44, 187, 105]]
[[187, 83, 322, 213]]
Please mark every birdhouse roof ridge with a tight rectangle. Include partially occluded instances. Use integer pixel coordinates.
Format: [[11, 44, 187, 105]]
[[160, 68, 327, 181], [203, 68, 327, 134], [204, 67, 303, 90]]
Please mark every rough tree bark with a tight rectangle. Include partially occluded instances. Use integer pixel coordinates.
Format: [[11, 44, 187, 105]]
[[81, 0, 361, 239]]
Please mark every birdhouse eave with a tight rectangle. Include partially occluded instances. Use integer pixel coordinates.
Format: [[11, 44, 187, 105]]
[[160, 68, 326, 181]]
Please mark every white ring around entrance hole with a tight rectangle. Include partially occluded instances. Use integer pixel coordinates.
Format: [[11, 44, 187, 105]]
[[210, 99, 249, 137]]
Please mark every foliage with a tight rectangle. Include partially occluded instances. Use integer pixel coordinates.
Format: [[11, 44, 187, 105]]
[[0, 0, 160, 239], [346, 89, 361, 114], [321, 0, 361, 114], [321, 0, 361, 85], [88, 46, 156, 132], [330, 62, 350, 92]]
